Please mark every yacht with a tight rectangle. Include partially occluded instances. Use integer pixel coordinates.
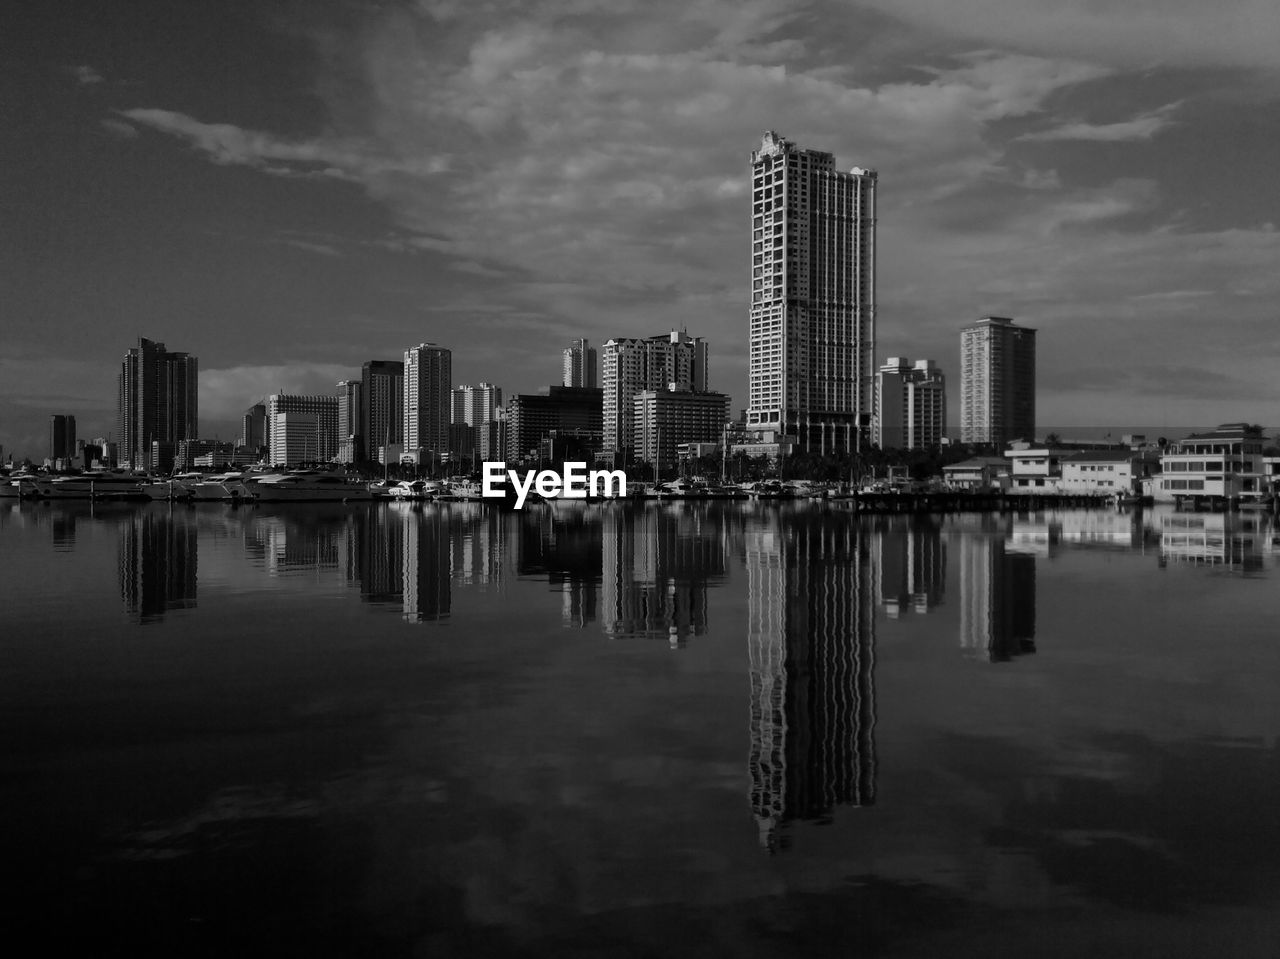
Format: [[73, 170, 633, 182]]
[[249, 469, 374, 502], [191, 472, 254, 502], [140, 472, 203, 501], [0, 472, 44, 499], [42, 470, 148, 500]]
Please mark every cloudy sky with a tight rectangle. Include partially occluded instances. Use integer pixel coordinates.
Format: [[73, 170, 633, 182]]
[[4, 0, 1280, 457]]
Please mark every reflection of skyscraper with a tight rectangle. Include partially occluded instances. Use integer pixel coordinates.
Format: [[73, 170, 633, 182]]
[[450, 504, 507, 588], [118, 509, 197, 623], [352, 506, 404, 607], [601, 507, 725, 641], [958, 531, 1037, 661], [403, 508, 451, 622], [746, 512, 877, 851], [877, 515, 946, 617], [518, 507, 602, 627]]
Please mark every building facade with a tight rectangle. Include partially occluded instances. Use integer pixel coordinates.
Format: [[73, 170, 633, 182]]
[[562, 338, 598, 389], [1154, 423, 1270, 506], [506, 387, 603, 463], [959, 317, 1036, 446], [336, 380, 363, 464], [49, 414, 77, 464], [451, 382, 503, 461], [875, 358, 945, 450], [360, 360, 404, 463], [748, 131, 877, 454], [240, 403, 266, 450], [602, 331, 708, 456], [403, 344, 452, 466], [117, 337, 198, 470], [265, 394, 338, 465], [633, 389, 731, 472]]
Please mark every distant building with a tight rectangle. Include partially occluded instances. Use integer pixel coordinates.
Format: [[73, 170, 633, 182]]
[[562, 338, 598, 389], [266, 394, 338, 465], [959, 317, 1035, 446], [876, 358, 945, 450], [404, 344, 451, 466], [361, 360, 404, 462], [633, 390, 731, 472], [49, 414, 77, 465], [1154, 423, 1271, 506], [748, 131, 878, 453], [336, 380, 363, 464], [240, 403, 266, 450], [176, 439, 236, 471], [117, 337, 198, 470], [602, 331, 708, 457], [451, 383, 503, 462], [941, 456, 1008, 491], [506, 387, 603, 463], [1060, 450, 1148, 497]]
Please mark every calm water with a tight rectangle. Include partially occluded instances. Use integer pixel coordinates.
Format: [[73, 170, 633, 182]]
[[3, 499, 1280, 957]]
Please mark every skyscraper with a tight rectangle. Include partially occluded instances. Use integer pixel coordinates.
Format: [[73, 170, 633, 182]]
[[959, 317, 1036, 446], [336, 380, 363, 464], [361, 360, 404, 463], [451, 383, 503, 461], [403, 343, 452, 465], [117, 337, 198, 470], [601, 331, 708, 457], [265, 394, 338, 466], [876, 358, 946, 450], [748, 131, 877, 453], [562, 338, 598, 389], [48, 414, 77, 464]]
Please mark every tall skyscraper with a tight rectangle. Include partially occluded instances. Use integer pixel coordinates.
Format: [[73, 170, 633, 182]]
[[876, 358, 946, 450], [48, 414, 77, 463], [361, 360, 404, 462], [562, 338, 598, 389], [602, 331, 708, 456], [403, 343, 452, 465], [117, 337, 198, 470], [336, 380, 363, 464], [748, 131, 877, 453], [959, 316, 1036, 446], [451, 383, 503, 461]]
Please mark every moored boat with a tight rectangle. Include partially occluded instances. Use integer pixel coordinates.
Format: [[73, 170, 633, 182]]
[[248, 469, 374, 502]]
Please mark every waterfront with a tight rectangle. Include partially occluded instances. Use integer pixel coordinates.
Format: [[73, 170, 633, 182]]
[[3, 500, 1280, 957]]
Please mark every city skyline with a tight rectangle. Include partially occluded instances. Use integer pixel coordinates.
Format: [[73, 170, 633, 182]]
[[5, 2, 1280, 458]]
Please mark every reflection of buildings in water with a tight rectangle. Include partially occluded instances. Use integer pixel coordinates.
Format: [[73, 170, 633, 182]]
[[601, 506, 725, 641], [958, 531, 1037, 662], [876, 515, 945, 617], [746, 515, 877, 851], [118, 509, 197, 623], [516, 505, 602, 627], [449, 504, 505, 588], [1157, 511, 1275, 572], [1055, 510, 1144, 551], [403, 508, 450, 622], [245, 513, 342, 577], [1006, 515, 1060, 558], [352, 506, 403, 605]]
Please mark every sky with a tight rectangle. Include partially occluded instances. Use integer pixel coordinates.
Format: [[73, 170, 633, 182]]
[[4, 0, 1280, 459]]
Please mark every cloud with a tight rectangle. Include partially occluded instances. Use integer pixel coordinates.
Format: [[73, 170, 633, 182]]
[[1019, 103, 1182, 143], [118, 108, 450, 181], [70, 64, 103, 85], [99, 118, 139, 139], [200, 363, 363, 425]]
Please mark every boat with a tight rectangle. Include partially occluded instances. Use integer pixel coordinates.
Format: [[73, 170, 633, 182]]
[[747, 480, 795, 500], [449, 479, 486, 501], [140, 472, 203, 501], [191, 471, 254, 502], [0, 472, 44, 499], [41, 470, 148, 500], [248, 469, 374, 502], [387, 479, 430, 500]]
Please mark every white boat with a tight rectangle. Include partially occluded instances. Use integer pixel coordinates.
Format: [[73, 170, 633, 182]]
[[140, 472, 203, 501], [249, 469, 374, 502], [0, 473, 44, 498], [42, 470, 148, 500], [191, 472, 254, 502], [449, 479, 486, 501], [387, 479, 429, 500]]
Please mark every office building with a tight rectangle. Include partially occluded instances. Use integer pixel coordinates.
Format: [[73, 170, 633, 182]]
[[117, 337, 198, 470], [602, 331, 708, 457], [403, 344, 451, 466], [506, 387, 603, 463], [960, 317, 1036, 446], [240, 403, 266, 450], [876, 358, 946, 450], [748, 131, 877, 453], [562, 338, 598, 389], [361, 360, 404, 463], [633, 389, 731, 472], [49, 414, 77, 464], [451, 382, 503, 461], [266, 394, 338, 466], [336, 380, 363, 464]]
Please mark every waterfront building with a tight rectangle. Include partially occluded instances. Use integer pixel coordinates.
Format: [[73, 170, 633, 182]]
[[360, 360, 404, 462], [875, 358, 945, 450], [1154, 423, 1271, 507], [336, 380, 362, 464], [1059, 450, 1148, 497], [941, 456, 1008, 491], [403, 344, 451, 466], [748, 131, 878, 454], [633, 389, 731, 473], [266, 394, 338, 466], [117, 337, 198, 470], [562, 338, 598, 389], [959, 317, 1036, 446], [506, 387, 603, 464], [48, 414, 77, 466], [602, 331, 708, 457]]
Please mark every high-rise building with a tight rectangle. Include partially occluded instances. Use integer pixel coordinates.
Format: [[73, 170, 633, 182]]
[[506, 387, 603, 463], [360, 360, 404, 464], [876, 358, 946, 450], [748, 131, 877, 453], [48, 414, 77, 464], [239, 403, 266, 450], [451, 383, 503, 462], [265, 394, 338, 465], [602, 331, 708, 456], [562, 338, 598, 389], [336, 380, 363, 464], [633, 389, 731, 472], [117, 337, 198, 470], [959, 317, 1036, 446], [403, 343, 451, 466]]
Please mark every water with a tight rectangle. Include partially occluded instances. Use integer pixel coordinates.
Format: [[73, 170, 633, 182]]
[[2, 499, 1280, 957]]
